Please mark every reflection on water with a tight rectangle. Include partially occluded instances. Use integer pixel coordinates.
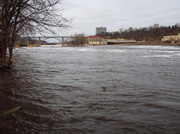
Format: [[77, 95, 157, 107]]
[[0, 45, 180, 134]]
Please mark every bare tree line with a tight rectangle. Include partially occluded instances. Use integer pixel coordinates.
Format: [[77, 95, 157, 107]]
[[0, 0, 70, 69], [96, 24, 180, 41]]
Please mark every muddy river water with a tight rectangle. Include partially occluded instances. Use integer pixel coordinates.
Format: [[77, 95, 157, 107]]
[[0, 45, 180, 134]]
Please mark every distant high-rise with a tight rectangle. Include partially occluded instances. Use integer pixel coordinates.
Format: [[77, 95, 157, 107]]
[[96, 27, 107, 34]]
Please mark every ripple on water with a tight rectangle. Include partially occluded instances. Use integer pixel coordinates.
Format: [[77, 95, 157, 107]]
[[1, 45, 180, 133]]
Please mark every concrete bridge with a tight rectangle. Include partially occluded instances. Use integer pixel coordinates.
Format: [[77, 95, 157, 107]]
[[22, 36, 73, 44]]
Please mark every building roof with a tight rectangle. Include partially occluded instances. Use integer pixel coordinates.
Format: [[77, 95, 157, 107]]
[[88, 36, 102, 39]]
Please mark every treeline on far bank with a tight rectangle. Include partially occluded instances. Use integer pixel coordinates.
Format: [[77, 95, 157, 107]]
[[96, 24, 180, 41]]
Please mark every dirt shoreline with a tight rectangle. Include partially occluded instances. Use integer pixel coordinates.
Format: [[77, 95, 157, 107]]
[[107, 41, 179, 46]]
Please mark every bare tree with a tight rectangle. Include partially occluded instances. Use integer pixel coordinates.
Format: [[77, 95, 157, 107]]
[[0, 0, 70, 69], [72, 33, 87, 46]]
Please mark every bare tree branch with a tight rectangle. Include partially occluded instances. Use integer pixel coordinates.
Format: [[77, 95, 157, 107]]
[[0, 0, 71, 69]]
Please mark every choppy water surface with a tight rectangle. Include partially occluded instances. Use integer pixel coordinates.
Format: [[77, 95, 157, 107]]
[[0, 45, 180, 134]]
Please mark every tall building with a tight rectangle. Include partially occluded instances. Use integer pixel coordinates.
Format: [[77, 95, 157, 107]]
[[96, 27, 107, 34]]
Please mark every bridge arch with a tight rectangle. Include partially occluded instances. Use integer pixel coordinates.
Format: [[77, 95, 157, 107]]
[[42, 38, 63, 44], [22, 36, 73, 45]]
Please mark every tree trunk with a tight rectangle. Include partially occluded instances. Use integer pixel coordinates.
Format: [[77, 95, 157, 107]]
[[0, 33, 8, 69], [0, 45, 7, 68], [8, 38, 14, 65]]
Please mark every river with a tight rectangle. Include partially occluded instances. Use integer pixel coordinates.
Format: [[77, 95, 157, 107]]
[[0, 45, 180, 134]]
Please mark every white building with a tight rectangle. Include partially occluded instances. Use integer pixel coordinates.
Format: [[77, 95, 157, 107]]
[[96, 27, 107, 34], [162, 33, 180, 41], [87, 36, 106, 45]]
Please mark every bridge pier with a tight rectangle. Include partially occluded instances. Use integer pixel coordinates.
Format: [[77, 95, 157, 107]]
[[38, 37, 41, 45], [62, 37, 64, 44]]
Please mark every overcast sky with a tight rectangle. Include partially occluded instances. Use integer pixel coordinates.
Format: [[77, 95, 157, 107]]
[[57, 0, 180, 36]]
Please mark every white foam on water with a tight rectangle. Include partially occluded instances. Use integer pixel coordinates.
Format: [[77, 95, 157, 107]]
[[105, 49, 125, 53], [157, 51, 179, 53], [77, 48, 125, 53], [143, 55, 172, 58]]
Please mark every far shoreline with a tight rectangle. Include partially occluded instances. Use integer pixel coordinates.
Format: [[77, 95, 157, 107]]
[[106, 41, 180, 46]]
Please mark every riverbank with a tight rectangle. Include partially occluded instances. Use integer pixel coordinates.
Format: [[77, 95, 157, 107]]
[[108, 41, 179, 46]]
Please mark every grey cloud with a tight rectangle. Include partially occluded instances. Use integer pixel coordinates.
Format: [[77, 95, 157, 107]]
[[60, 0, 180, 36]]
